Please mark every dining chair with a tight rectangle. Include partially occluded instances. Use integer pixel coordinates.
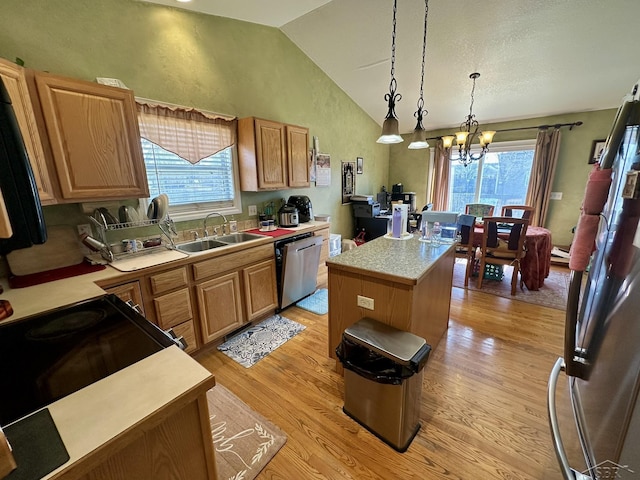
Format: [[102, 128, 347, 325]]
[[464, 203, 495, 219], [501, 205, 534, 220], [476, 216, 529, 295], [455, 214, 476, 286]]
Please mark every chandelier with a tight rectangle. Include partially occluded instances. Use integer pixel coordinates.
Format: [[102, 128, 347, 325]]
[[408, 0, 431, 150], [376, 0, 403, 144], [442, 73, 495, 167]]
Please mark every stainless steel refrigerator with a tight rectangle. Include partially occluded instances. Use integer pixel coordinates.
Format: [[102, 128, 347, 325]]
[[548, 79, 640, 479]]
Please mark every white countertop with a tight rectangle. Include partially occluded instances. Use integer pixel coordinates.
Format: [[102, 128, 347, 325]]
[[0, 221, 330, 323]]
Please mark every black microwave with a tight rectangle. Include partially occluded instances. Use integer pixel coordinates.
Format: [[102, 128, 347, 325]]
[[0, 77, 47, 255]]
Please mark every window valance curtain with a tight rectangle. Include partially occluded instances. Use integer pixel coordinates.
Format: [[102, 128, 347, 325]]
[[136, 99, 237, 165]]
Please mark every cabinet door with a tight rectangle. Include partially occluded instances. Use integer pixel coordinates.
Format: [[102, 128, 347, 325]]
[[104, 281, 145, 316], [0, 59, 58, 204], [286, 125, 310, 188], [255, 118, 287, 190], [34, 72, 149, 200], [196, 271, 244, 344], [243, 259, 278, 321]]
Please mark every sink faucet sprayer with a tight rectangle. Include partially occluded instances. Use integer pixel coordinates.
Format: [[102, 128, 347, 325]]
[[204, 212, 228, 237]]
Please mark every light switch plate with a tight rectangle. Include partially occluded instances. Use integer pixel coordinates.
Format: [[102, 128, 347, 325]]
[[248, 205, 257, 216], [550, 192, 563, 200]]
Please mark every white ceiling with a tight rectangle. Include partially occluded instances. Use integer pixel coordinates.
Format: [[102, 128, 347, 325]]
[[141, 0, 640, 134]]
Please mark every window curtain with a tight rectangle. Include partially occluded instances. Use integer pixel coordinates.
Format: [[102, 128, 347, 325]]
[[430, 139, 451, 211], [136, 99, 236, 164], [526, 128, 561, 227]]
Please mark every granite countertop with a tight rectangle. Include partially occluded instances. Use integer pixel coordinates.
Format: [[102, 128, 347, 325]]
[[326, 233, 456, 285]]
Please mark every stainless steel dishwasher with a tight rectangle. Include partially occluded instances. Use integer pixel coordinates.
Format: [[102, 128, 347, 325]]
[[274, 233, 323, 310]]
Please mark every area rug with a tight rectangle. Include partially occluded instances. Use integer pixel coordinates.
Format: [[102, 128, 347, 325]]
[[207, 384, 287, 480], [217, 314, 305, 368], [452, 259, 570, 310], [295, 288, 328, 315]]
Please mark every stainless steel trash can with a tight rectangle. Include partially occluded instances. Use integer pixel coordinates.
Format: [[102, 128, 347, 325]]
[[336, 317, 431, 452]]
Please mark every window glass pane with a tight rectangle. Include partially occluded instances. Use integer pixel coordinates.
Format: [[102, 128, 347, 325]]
[[448, 144, 534, 213], [449, 161, 479, 213], [141, 138, 235, 207], [478, 150, 534, 213]]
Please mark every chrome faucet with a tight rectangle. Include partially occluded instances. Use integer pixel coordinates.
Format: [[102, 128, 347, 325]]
[[203, 212, 228, 237]]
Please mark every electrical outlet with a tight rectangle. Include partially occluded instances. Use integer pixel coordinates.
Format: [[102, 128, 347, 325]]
[[550, 192, 563, 200], [357, 295, 375, 310], [248, 205, 257, 216], [77, 224, 92, 237]]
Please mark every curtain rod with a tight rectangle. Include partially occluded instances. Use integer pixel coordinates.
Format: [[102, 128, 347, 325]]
[[426, 121, 583, 140]]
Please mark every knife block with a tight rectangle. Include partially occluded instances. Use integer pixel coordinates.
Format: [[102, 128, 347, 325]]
[[0, 427, 16, 479]]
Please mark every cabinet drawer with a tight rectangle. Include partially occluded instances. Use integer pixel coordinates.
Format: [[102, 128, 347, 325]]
[[314, 227, 330, 241], [153, 288, 193, 330], [149, 267, 188, 295], [172, 320, 197, 354], [192, 244, 273, 281]]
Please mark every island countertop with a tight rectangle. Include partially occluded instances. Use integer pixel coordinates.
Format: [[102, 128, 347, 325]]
[[326, 234, 456, 285]]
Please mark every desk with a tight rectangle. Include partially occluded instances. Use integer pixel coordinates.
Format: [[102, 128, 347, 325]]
[[473, 225, 552, 291]]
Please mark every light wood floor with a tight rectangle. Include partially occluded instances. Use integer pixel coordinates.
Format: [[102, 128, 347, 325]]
[[195, 267, 568, 479]]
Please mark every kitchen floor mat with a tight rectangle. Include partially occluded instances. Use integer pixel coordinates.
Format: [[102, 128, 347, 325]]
[[295, 288, 328, 315], [217, 314, 305, 368]]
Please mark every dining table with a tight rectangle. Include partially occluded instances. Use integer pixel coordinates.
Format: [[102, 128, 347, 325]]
[[473, 224, 553, 291]]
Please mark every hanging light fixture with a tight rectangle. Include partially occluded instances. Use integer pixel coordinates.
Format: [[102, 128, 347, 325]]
[[443, 72, 496, 166], [408, 0, 431, 150], [377, 0, 403, 144]]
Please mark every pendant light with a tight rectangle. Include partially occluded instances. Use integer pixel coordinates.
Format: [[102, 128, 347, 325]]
[[408, 0, 431, 150], [377, 0, 403, 144], [443, 73, 496, 166]]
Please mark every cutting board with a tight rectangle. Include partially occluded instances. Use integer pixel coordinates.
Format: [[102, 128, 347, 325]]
[[6, 225, 86, 276]]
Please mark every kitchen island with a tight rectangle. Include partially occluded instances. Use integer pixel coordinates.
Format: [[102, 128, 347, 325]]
[[326, 234, 455, 372]]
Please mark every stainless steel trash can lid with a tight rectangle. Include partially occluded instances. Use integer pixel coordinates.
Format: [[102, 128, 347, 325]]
[[343, 317, 427, 365]]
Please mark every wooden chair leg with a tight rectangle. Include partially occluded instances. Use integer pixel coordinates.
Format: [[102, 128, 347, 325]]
[[464, 255, 472, 286], [511, 263, 519, 295], [477, 259, 485, 289]]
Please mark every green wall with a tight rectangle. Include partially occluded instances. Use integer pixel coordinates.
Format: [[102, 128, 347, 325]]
[[0, 0, 619, 246], [0, 0, 388, 240], [389, 109, 617, 246]]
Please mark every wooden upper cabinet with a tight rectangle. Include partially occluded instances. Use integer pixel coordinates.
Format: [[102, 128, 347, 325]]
[[286, 125, 310, 188], [34, 72, 149, 201], [0, 58, 58, 204], [238, 117, 309, 191]]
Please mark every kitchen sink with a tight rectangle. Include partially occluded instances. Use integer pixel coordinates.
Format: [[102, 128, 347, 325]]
[[215, 232, 267, 243], [175, 239, 229, 252]]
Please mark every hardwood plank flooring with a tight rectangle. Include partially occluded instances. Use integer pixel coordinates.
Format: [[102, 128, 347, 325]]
[[195, 267, 568, 479]]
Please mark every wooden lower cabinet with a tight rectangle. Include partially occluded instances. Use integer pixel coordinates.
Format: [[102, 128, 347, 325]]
[[196, 271, 245, 343], [243, 259, 278, 321]]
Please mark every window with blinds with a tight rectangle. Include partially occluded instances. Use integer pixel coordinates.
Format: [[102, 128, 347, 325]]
[[137, 100, 241, 221]]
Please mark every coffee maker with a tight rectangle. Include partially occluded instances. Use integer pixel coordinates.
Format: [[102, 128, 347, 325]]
[[287, 195, 313, 223]]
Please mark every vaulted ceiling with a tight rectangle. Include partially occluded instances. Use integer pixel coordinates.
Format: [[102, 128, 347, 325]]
[[142, 0, 640, 133]]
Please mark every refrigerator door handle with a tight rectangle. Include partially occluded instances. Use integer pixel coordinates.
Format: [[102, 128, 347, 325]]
[[547, 358, 593, 480], [564, 270, 588, 378]]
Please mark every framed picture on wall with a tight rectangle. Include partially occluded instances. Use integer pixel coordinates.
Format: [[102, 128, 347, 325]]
[[342, 161, 355, 204], [356, 157, 363, 174], [589, 139, 606, 164]]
